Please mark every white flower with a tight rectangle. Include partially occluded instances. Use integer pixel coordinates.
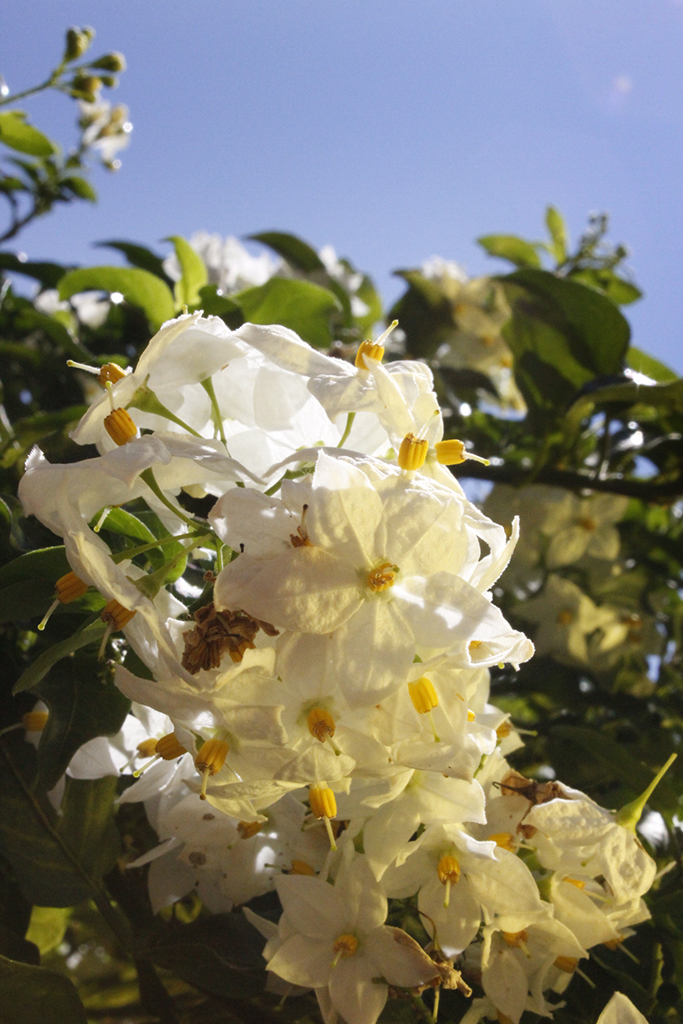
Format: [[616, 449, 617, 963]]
[[597, 992, 648, 1024], [540, 492, 629, 569], [163, 232, 281, 294], [212, 452, 528, 702], [266, 849, 439, 1024], [516, 574, 615, 663]]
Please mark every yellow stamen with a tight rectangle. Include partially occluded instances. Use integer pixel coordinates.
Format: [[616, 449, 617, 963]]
[[398, 433, 429, 472], [355, 339, 384, 369], [290, 860, 316, 876], [497, 1013, 514, 1024], [564, 877, 586, 890], [557, 610, 574, 625], [67, 359, 127, 386], [307, 707, 336, 742], [437, 853, 460, 907], [309, 783, 337, 851], [156, 733, 187, 760], [496, 720, 512, 739], [38, 572, 90, 631], [467, 710, 476, 722], [554, 956, 578, 974], [101, 599, 136, 631], [136, 738, 158, 759], [502, 930, 528, 949], [22, 711, 48, 732], [469, 639, 482, 651], [332, 933, 358, 966], [434, 439, 490, 467], [195, 738, 230, 800], [366, 561, 398, 592], [408, 677, 439, 715], [489, 833, 517, 852], [104, 406, 137, 446], [238, 820, 263, 839]]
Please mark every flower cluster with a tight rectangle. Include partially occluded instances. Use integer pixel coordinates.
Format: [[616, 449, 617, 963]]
[[19, 313, 663, 1024]]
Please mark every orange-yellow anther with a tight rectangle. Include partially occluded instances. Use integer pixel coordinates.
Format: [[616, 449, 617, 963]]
[[309, 783, 337, 820], [467, 710, 476, 722], [557, 609, 574, 626], [398, 433, 429, 472], [307, 707, 336, 742], [502, 930, 528, 948], [101, 599, 136, 631], [55, 571, 89, 604], [437, 854, 461, 886], [155, 733, 187, 760], [104, 407, 137, 446], [196, 738, 229, 799], [332, 934, 358, 961], [437, 853, 460, 908], [136, 738, 159, 758], [564, 877, 586, 890], [290, 859, 316, 876], [578, 517, 597, 533], [409, 677, 439, 715], [228, 638, 256, 663], [355, 339, 384, 369], [366, 562, 398, 593], [496, 720, 512, 739], [238, 820, 263, 839], [469, 640, 482, 651], [497, 1013, 514, 1024], [604, 936, 624, 950], [489, 833, 517, 852], [98, 362, 127, 386], [22, 711, 48, 732], [434, 439, 490, 467], [554, 957, 578, 974]]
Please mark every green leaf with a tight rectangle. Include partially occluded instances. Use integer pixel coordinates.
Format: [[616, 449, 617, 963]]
[[193, 284, 243, 326], [61, 175, 96, 201], [95, 240, 172, 283], [234, 277, 341, 348], [0, 733, 93, 906], [0, 579, 62, 626], [0, 254, 68, 289], [0, 547, 70, 591], [0, 924, 39, 966], [33, 655, 130, 789], [57, 776, 121, 881], [97, 508, 156, 545], [58, 266, 175, 331], [569, 267, 642, 305], [0, 112, 56, 158], [545, 205, 567, 263], [249, 231, 325, 272], [24, 906, 71, 957], [627, 346, 678, 383], [478, 234, 542, 268], [14, 305, 92, 360], [0, 954, 87, 1023], [13, 620, 106, 694], [500, 269, 631, 422], [149, 912, 267, 998], [166, 235, 208, 308], [567, 377, 683, 429]]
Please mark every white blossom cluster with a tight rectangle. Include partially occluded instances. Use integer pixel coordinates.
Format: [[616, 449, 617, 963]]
[[19, 313, 661, 1024]]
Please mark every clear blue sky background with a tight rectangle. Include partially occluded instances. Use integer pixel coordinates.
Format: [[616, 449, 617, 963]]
[[2, 0, 682, 370]]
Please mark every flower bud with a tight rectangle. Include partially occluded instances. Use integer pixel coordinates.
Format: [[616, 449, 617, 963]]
[[64, 28, 90, 62], [89, 52, 127, 73]]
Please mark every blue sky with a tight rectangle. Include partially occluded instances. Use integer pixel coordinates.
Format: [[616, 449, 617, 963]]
[[2, 0, 682, 370]]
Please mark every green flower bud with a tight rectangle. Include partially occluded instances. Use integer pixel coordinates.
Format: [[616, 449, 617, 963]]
[[70, 74, 102, 101], [98, 75, 118, 88], [89, 52, 126, 73], [64, 27, 89, 62]]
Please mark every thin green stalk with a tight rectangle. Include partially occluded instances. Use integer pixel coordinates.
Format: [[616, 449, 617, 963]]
[[338, 411, 356, 447], [110, 531, 200, 564], [201, 376, 227, 445], [139, 468, 198, 528]]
